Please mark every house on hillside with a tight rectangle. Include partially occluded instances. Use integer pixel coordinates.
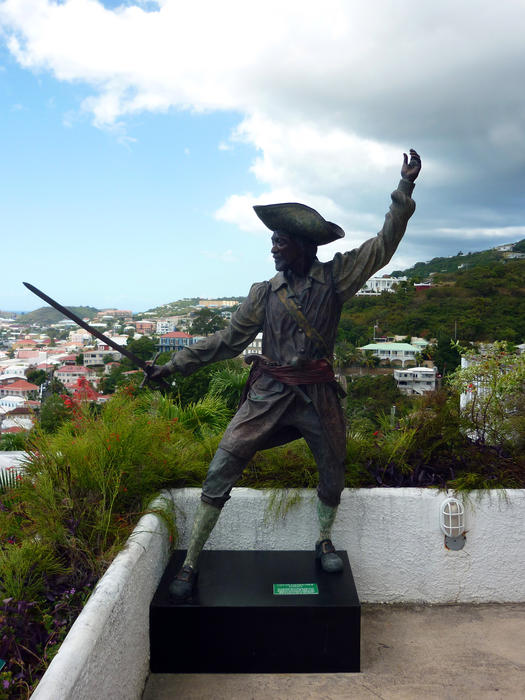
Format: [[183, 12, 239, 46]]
[[135, 321, 156, 334], [356, 275, 406, 296], [83, 344, 122, 366], [243, 333, 263, 357], [0, 379, 39, 399], [55, 365, 98, 388], [358, 342, 419, 367], [0, 403, 37, 433], [158, 332, 197, 353], [394, 366, 438, 395]]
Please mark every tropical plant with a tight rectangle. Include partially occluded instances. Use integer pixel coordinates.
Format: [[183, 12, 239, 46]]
[[447, 341, 525, 449], [207, 365, 249, 409]]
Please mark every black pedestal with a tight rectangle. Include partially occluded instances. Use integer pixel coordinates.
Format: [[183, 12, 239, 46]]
[[150, 550, 360, 673]]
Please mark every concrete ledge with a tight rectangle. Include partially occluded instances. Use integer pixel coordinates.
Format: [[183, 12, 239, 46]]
[[32, 487, 525, 698], [31, 493, 175, 700], [171, 487, 525, 604]]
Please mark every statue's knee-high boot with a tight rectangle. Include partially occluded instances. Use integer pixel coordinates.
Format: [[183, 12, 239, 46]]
[[315, 497, 343, 573]]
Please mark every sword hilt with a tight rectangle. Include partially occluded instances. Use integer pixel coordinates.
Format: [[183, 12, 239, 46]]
[[140, 351, 173, 392]]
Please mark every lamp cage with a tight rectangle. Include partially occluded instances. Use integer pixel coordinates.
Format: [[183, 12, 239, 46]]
[[439, 498, 465, 538]]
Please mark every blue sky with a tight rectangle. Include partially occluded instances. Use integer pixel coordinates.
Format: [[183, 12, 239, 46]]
[[1, 1, 524, 313]]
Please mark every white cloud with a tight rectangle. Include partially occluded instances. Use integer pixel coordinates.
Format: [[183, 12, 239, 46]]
[[436, 227, 525, 241], [1, 0, 524, 247]]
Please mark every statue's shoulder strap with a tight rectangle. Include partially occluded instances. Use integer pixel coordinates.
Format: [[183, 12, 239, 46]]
[[275, 287, 329, 357]]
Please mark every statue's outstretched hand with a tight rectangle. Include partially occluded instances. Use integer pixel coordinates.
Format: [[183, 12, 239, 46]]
[[147, 363, 172, 381], [401, 149, 421, 183]]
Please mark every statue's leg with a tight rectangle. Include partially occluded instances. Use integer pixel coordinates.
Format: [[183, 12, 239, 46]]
[[183, 500, 222, 570], [289, 397, 345, 573], [169, 447, 247, 599], [317, 497, 338, 542], [315, 497, 343, 573]]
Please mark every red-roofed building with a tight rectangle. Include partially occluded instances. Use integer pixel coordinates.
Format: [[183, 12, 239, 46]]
[[0, 379, 39, 398], [17, 349, 41, 360], [158, 331, 197, 353], [14, 337, 36, 346], [55, 365, 97, 387], [60, 354, 79, 365], [135, 321, 156, 334]]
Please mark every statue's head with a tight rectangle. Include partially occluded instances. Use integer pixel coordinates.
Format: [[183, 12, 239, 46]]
[[253, 202, 345, 274], [270, 231, 317, 272]]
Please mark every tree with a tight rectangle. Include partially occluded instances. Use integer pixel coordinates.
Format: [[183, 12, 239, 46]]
[[26, 369, 47, 386], [429, 335, 461, 376], [120, 336, 157, 371], [190, 309, 227, 336], [39, 394, 71, 433], [75, 353, 84, 365], [447, 341, 525, 449]]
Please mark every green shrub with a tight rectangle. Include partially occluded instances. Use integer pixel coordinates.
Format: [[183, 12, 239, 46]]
[[0, 540, 68, 601]]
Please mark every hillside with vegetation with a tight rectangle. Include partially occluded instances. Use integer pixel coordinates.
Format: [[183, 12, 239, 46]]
[[136, 296, 245, 319], [15, 306, 99, 326], [338, 259, 525, 348], [391, 239, 524, 279]]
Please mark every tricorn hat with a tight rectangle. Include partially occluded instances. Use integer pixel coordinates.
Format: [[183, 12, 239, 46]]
[[253, 202, 345, 246]]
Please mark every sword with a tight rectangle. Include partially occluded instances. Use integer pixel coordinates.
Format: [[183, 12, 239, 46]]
[[23, 282, 172, 391]]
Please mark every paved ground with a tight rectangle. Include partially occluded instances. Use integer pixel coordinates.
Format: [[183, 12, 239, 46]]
[[143, 603, 525, 699]]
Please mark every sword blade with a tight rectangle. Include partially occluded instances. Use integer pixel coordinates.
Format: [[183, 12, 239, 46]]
[[23, 281, 149, 371]]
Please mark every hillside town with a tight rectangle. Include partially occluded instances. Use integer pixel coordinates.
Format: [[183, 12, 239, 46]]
[[0, 287, 443, 438], [2, 237, 525, 440]]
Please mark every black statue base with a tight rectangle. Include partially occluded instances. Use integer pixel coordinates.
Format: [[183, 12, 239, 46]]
[[150, 550, 360, 673]]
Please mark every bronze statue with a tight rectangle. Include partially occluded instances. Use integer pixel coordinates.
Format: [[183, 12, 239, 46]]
[[150, 150, 421, 599]]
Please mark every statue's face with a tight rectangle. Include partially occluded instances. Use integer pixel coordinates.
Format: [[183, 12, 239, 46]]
[[271, 232, 302, 271]]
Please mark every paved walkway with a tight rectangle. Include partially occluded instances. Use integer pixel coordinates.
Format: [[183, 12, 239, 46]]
[[143, 603, 525, 699]]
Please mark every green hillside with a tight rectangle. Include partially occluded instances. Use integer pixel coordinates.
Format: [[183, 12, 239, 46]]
[[136, 296, 245, 318], [135, 298, 200, 319], [391, 240, 525, 279], [17, 306, 99, 326], [339, 259, 525, 346]]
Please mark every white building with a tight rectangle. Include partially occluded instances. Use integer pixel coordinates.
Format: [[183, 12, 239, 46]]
[[1, 364, 29, 378], [69, 331, 94, 345], [359, 342, 419, 367], [83, 349, 122, 367], [0, 395, 26, 411], [243, 333, 263, 357], [55, 365, 97, 388], [156, 319, 177, 334], [394, 366, 438, 395], [356, 276, 406, 296]]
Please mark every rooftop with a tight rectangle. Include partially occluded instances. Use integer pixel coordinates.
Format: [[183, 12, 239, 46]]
[[360, 342, 418, 351], [160, 331, 193, 338]]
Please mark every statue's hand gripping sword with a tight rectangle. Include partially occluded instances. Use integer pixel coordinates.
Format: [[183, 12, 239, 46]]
[[23, 282, 173, 392]]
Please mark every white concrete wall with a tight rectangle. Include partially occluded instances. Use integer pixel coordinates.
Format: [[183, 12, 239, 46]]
[[32, 487, 525, 699], [31, 493, 175, 700], [171, 487, 525, 604]]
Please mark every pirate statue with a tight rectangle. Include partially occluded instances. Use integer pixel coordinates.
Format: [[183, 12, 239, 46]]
[[149, 149, 421, 599]]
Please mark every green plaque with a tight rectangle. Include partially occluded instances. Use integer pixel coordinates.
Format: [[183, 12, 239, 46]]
[[273, 583, 319, 596]]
